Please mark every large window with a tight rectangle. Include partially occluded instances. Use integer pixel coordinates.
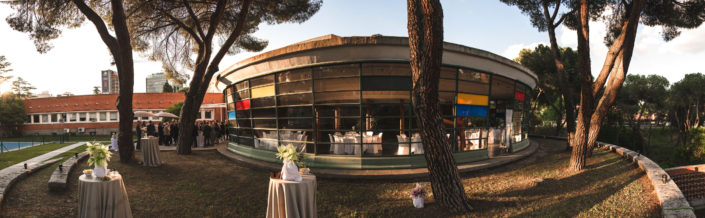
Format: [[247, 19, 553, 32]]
[[110, 112, 118, 121], [225, 62, 531, 156]]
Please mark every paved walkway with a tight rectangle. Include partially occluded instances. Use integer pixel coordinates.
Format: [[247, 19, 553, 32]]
[[0, 142, 87, 174], [0, 142, 86, 204]]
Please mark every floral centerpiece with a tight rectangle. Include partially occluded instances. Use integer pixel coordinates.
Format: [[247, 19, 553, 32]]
[[275, 144, 303, 181], [410, 183, 426, 208], [86, 142, 112, 177]]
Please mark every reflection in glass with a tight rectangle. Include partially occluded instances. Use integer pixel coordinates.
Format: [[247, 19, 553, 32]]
[[277, 93, 312, 106], [314, 91, 360, 104], [250, 75, 274, 87], [225, 62, 530, 157], [277, 68, 311, 83], [313, 64, 359, 79], [314, 78, 360, 91], [277, 80, 312, 94]]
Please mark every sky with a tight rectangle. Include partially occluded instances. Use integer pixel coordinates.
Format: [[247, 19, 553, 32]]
[[0, 1, 704, 95]]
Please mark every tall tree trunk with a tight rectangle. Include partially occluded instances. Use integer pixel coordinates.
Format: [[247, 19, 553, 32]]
[[72, 0, 135, 162], [584, 0, 644, 156], [112, 0, 135, 163], [571, 0, 645, 170], [541, 0, 576, 142], [407, 0, 472, 213], [568, 0, 593, 171], [176, 0, 251, 154]]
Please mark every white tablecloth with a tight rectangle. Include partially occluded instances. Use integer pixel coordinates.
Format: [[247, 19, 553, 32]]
[[78, 173, 132, 218], [410, 135, 423, 154], [197, 133, 205, 147], [267, 174, 317, 218], [140, 138, 161, 167], [111, 138, 118, 151]]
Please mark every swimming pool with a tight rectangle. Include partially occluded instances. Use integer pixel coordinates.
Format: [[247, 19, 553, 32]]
[[0, 141, 45, 152]]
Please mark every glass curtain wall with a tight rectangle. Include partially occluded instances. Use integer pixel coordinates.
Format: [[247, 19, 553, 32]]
[[225, 62, 531, 156]]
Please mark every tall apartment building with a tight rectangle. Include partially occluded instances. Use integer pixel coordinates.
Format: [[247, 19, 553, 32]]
[[146, 72, 182, 93], [101, 70, 119, 94]]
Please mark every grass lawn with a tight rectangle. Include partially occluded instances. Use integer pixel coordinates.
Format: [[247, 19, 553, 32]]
[[1, 135, 115, 143], [0, 143, 74, 170], [0, 139, 660, 217]]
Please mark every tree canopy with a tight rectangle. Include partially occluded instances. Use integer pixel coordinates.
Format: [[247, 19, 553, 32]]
[[0, 94, 26, 136], [130, 0, 322, 85], [124, 0, 321, 154], [162, 82, 174, 93], [515, 44, 579, 134], [616, 74, 669, 121], [0, 55, 12, 85], [5, 0, 139, 162], [504, 0, 705, 171], [11, 77, 35, 99]]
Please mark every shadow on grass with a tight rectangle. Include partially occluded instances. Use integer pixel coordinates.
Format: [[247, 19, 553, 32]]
[[469, 152, 646, 217]]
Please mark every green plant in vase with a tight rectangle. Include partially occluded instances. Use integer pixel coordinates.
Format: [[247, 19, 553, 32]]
[[86, 142, 112, 178]]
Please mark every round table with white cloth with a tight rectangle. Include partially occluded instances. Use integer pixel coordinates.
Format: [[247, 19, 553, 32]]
[[78, 173, 132, 218], [140, 137, 161, 167], [266, 174, 317, 218]]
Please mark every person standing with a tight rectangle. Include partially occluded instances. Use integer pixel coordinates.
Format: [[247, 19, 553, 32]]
[[147, 121, 156, 137], [158, 122, 164, 145], [204, 122, 212, 146], [164, 122, 171, 146], [210, 122, 217, 145], [172, 122, 179, 144], [135, 121, 143, 150]]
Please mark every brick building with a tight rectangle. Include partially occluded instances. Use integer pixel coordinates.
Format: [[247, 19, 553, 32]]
[[22, 93, 225, 135]]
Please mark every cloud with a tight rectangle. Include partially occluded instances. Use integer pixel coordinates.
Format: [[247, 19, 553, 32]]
[[662, 25, 705, 54], [501, 42, 547, 59]]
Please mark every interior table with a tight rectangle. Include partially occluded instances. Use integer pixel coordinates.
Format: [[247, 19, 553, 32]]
[[140, 137, 161, 167], [78, 173, 132, 218], [266, 174, 317, 218]]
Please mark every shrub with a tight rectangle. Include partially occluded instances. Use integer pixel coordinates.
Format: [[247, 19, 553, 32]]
[[681, 127, 705, 164]]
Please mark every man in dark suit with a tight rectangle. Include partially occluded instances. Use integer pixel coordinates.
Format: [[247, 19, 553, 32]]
[[147, 121, 156, 137], [204, 123, 212, 146], [157, 122, 164, 145], [172, 122, 179, 144]]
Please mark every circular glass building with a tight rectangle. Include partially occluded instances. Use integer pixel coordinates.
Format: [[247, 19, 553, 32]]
[[216, 34, 537, 170]]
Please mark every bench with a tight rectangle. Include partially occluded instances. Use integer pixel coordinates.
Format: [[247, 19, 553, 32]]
[[48, 152, 89, 191]]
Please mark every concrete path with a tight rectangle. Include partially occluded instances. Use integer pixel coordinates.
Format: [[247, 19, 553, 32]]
[[0, 142, 86, 204]]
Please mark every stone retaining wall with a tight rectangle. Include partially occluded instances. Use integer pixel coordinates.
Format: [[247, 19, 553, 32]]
[[0, 158, 62, 206], [48, 151, 89, 191]]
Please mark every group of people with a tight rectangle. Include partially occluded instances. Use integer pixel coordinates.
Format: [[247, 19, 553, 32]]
[[135, 121, 180, 149], [134, 120, 229, 149], [192, 121, 228, 147]]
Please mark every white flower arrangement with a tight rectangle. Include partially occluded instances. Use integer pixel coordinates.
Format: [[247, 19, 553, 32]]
[[86, 142, 112, 168], [275, 144, 300, 163]]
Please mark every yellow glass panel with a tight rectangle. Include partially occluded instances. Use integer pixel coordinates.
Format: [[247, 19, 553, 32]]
[[251, 85, 275, 98], [457, 93, 488, 106]]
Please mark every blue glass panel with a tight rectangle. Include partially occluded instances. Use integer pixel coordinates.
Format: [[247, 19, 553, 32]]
[[228, 111, 237, 120], [456, 105, 488, 117]]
